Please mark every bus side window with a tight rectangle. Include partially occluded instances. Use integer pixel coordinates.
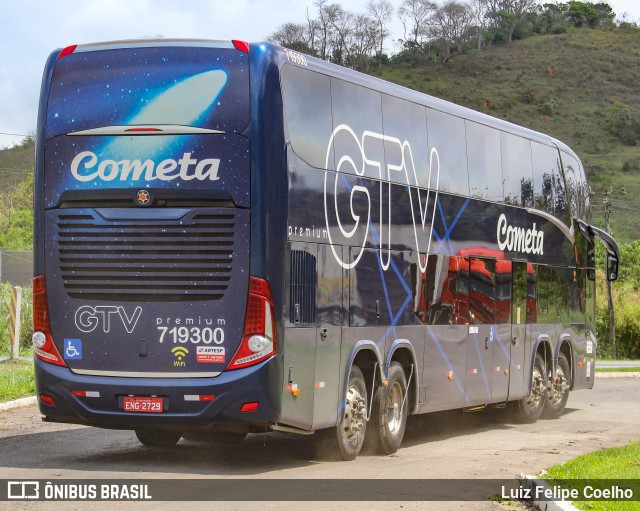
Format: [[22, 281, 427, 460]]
[[281, 65, 333, 171], [382, 94, 429, 188], [427, 109, 469, 197], [531, 142, 569, 226], [330, 78, 384, 177], [501, 132, 533, 207], [468, 258, 496, 325], [465, 121, 504, 202], [423, 254, 459, 325]]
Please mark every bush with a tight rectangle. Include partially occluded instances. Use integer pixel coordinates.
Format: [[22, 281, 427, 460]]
[[622, 158, 640, 173], [604, 100, 640, 146], [595, 241, 640, 359]]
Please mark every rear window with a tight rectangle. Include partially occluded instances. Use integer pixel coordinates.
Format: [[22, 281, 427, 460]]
[[46, 45, 249, 137]]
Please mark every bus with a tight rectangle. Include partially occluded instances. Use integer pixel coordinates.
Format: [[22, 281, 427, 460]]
[[33, 39, 620, 460]]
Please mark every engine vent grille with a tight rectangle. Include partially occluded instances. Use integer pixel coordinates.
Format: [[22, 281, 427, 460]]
[[56, 211, 236, 302], [289, 249, 317, 324]]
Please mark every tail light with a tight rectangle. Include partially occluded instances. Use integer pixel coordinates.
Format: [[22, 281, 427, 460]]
[[232, 40, 250, 54], [228, 277, 277, 370], [57, 44, 77, 60], [32, 275, 66, 367]]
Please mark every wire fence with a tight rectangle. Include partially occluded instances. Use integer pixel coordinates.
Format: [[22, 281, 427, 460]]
[[0, 250, 33, 287]]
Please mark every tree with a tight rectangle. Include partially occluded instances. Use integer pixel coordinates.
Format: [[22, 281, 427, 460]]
[[398, 0, 438, 56], [267, 22, 315, 54], [348, 13, 381, 71], [485, 0, 537, 42], [367, 0, 394, 55], [468, 0, 490, 48], [428, 1, 475, 62]]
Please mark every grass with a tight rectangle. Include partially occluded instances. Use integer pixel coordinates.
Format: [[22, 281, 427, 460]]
[[0, 358, 35, 403], [596, 367, 640, 372], [545, 441, 640, 510]]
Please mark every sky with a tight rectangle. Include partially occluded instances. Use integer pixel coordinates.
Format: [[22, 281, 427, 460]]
[[1, 0, 639, 151]]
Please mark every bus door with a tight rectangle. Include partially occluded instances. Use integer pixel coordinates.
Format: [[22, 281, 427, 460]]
[[464, 257, 496, 405], [312, 244, 345, 430], [491, 261, 512, 403], [282, 242, 318, 430], [509, 261, 529, 400]]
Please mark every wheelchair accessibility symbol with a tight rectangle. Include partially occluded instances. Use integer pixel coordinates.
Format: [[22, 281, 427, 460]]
[[64, 338, 82, 360]]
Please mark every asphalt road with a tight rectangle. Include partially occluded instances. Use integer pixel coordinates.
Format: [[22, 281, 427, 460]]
[[1, 375, 639, 511]]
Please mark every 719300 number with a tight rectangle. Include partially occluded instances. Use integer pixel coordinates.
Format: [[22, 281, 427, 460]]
[[157, 326, 224, 344]]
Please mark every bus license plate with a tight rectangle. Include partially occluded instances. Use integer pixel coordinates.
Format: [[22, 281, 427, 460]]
[[123, 396, 164, 413]]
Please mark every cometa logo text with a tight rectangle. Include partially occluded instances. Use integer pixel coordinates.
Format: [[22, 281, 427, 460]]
[[70, 151, 220, 182], [496, 213, 544, 255]]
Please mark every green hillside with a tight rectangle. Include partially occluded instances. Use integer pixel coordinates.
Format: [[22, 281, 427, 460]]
[[0, 137, 33, 193], [372, 28, 640, 243]]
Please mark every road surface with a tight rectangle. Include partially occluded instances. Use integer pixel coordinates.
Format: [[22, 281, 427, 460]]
[[1, 375, 639, 511]]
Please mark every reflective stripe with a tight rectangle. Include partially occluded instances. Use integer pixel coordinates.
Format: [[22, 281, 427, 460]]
[[71, 369, 221, 378]]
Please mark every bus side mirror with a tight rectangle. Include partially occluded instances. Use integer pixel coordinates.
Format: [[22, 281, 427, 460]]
[[606, 254, 619, 282]]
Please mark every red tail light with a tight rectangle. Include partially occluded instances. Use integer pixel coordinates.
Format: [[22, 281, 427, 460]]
[[40, 395, 57, 406], [232, 40, 250, 54], [228, 277, 277, 370], [32, 275, 66, 367], [57, 45, 77, 60]]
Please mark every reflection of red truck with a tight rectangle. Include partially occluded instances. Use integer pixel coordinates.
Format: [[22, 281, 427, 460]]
[[422, 255, 495, 325], [422, 248, 536, 326]]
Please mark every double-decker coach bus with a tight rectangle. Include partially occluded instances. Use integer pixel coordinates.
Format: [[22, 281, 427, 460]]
[[34, 39, 620, 460]]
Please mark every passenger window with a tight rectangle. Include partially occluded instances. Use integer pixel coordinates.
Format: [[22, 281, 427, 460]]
[[561, 151, 579, 220], [467, 258, 496, 325], [381, 94, 430, 188], [281, 65, 334, 170], [501, 132, 533, 207], [465, 122, 504, 202], [422, 254, 462, 325], [427, 110, 469, 197], [531, 142, 569, 225], [330, 79, 384, 177]]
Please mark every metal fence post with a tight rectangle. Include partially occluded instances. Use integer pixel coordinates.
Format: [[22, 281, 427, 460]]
[[10, 286, 22, 359]]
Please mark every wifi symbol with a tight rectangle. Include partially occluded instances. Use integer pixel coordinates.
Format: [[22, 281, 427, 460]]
[[172, 346, 189, 361]]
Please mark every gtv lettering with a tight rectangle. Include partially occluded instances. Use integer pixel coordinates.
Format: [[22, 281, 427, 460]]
[[75, 305, 142, 333], [70, 151, 220, 183], [324, 125, 440, 272]]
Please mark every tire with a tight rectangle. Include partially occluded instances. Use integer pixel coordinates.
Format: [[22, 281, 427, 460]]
[[514, 353, 546, 423], [316, 365, 368, 461], [364, 361, 408, 455], [135, 428, 182, 447], [543, 352, 571, 419]]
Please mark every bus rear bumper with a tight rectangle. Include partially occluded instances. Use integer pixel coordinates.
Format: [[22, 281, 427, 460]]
[[34, 356, 282, 431]]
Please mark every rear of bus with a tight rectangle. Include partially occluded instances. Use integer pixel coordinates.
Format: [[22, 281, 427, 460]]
[[33, 40, 281, 435]]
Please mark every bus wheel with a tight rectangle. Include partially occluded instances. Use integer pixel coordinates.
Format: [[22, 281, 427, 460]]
[[135, 428, 182, 447], [515, 353, 546, 423], [543, 352, 571, 418], [365, 361, 407, 455], [317, 365, 368, 461]]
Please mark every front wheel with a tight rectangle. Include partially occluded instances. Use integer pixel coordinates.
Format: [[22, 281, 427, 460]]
[[543, 352, 571, 418], [135, 428, 182, 447], [316, 365, 368, 461], [514, 353, 546, 423], [365, 361, 408, 455]]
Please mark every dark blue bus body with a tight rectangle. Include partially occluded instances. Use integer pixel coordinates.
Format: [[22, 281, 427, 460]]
[[34, 40, 618, 456]]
